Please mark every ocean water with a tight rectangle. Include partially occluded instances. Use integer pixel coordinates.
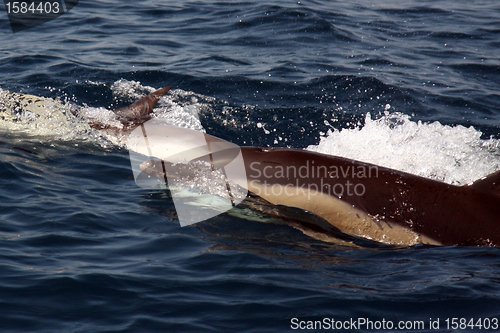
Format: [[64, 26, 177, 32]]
[[1, 0, 500, 332]]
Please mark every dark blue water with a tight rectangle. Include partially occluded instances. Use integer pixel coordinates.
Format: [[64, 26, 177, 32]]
[[1, 1, 500, 332]]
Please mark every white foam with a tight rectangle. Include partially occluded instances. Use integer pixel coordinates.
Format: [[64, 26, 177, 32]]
[[307, 112, 500, 185], [111, 79, 156, 101], [84, 107, 124, 129], [0, 88, 90, 141]]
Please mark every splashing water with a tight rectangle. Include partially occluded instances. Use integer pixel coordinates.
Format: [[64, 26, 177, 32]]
[[0, 88, 90, 141], [111, 79, 207, 133], [0, 80, 209, 147], [307, 113, 500, 185]]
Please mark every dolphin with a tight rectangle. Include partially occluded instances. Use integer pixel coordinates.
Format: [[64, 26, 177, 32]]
[[235, 147, 500, 247], [140, 142, 500, 247], [3, 87, 500, 247]]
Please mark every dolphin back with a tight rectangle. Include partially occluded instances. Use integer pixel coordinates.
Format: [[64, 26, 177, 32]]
[[467, 170, 500, 196]]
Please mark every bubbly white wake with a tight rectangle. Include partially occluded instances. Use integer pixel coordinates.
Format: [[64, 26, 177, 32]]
[[307, 112, 500, 185], [0, 88, 90, 141]]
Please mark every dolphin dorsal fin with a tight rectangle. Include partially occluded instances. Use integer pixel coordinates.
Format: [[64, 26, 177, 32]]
[[468, 170, 500, 196], [113, 86, 172, 119]]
